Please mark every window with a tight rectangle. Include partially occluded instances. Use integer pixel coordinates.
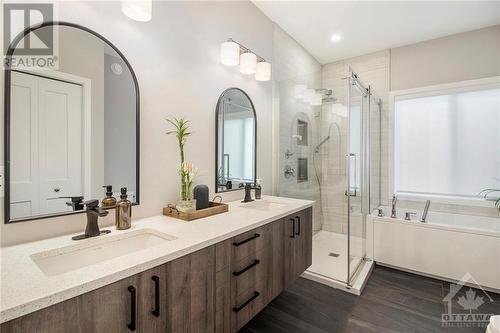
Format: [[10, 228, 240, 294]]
[[394, 82, 500, 200]]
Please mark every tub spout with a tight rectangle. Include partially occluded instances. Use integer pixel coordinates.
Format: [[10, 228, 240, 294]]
[[421, 200, 431, 223]]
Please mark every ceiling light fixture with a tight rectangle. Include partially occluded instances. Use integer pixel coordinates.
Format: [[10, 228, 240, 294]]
[[331, 34, 342, 42], [122, 0, 152, 22]]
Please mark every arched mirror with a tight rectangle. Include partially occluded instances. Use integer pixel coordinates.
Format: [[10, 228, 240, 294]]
[[215, 88, 257, 192], [4, 22, 139, 222]]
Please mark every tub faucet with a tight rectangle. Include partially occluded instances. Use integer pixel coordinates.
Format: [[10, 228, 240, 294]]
[[72, 200, 111, 240], [421, 200, 431, 223], [404, 212, 417, 221], [391, 194, 397, 218]]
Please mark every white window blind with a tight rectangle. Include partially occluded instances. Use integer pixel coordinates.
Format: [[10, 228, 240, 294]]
[[394, 86, 500, 198]]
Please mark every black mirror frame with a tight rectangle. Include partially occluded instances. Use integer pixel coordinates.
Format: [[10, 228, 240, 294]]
[[4, 21, 140, 223], [215, 88, 257, 193]]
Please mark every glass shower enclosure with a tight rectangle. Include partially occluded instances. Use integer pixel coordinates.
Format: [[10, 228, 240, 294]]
[[277, 71, 381, 288]]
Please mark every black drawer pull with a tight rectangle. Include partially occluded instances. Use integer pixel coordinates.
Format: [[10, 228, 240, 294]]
[[151, 275, 160, 317], [232, 291, 260, 312], [289, 218, 295, 238], [233, 233, 260, 247], [295, 215, 301, 236], [233, 259, 260, 276], [128, 286, 136, 331]]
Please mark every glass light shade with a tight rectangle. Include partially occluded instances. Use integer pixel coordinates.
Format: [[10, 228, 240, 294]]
[[239, 52, 257, 75], [310, 93, 323, 106], [220, 41, 240, 66], [122, 0, 152, 22], [294, 84, 307, 99], [255, 61, 271, 81], [303, 88, 315, 102]]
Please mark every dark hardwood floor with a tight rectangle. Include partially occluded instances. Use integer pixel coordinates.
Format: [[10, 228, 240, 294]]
[[241, 265, 500, 333]]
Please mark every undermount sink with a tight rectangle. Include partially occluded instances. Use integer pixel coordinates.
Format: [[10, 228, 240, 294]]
[[31, 228, 177, 276], [239, 199, 287, 211]]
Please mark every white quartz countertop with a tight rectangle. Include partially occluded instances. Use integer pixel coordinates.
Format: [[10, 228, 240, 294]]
[[0, 196, 313, 323]]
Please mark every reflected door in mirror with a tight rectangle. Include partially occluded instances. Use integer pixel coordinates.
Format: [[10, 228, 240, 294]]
[[11, 72, 84, 219]]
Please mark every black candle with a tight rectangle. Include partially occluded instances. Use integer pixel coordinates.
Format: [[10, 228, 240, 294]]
[[193, 185, 209, 210]]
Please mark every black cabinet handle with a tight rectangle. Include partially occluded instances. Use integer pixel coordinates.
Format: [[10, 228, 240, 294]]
[[233, 233, 260, 247], [232, 291, 260, 312], [233, 259, 260, 276], [128, 286, 136, 331], [295, 215, 301, 236], [151, 275, 160, 317], [289, 218, 295, 238]]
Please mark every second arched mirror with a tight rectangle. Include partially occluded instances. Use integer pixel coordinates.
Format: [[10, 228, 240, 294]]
[[215, 88, 257, 192]]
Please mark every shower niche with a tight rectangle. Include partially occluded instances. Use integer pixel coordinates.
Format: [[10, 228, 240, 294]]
[[297, 158, 308, 182], [296, 119, 308, 146]]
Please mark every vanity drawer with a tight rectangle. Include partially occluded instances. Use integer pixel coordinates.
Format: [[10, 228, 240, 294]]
[[232, 247, 269, 296], [231, 225, 270, 262], [231, 279, 267, 332]]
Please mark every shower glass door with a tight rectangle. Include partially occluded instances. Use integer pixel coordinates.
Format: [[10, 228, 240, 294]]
[[347, 75, 369, 285]]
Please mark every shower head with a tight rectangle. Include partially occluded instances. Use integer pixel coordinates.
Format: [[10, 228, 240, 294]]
[[322, 96, 338, 104], [313, 122, 340, 153]]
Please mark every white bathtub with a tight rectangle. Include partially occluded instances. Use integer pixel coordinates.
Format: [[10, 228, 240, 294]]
[[366, 208, 500, 291]]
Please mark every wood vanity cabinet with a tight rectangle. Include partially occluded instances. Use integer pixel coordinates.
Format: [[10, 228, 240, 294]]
[[0, 208, 312, 333], [284, 207, 313, 288], [0, 264, 168, 333]]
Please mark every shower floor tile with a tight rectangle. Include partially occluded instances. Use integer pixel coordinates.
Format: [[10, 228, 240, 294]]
[[308, 230, 364, 282]]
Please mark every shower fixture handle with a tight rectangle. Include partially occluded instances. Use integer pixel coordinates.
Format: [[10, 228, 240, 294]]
[[284, 165, 295, 179]]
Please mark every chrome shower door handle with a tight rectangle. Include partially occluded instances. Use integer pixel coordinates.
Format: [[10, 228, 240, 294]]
[[344, 153, 357, 197]]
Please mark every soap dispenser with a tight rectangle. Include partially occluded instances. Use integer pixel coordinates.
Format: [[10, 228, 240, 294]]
[[101, 185, 117, 207], [115, 187, 132, 230], [255, 179, 262, 200]]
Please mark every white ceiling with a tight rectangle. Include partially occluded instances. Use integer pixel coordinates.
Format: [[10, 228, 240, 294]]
[[254, 1, 500, 64]]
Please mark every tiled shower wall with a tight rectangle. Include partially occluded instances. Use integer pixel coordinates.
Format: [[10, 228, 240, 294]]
[[272, 25, 323, 231]]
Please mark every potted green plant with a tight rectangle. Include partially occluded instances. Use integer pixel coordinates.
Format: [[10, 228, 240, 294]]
[[166, 117, 198, 213]]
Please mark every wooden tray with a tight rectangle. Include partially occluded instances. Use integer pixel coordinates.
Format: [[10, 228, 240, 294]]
[[162, 202, 228, 221]]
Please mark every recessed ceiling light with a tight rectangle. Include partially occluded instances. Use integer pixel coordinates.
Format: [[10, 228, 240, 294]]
[[331, 34, 342, 42]]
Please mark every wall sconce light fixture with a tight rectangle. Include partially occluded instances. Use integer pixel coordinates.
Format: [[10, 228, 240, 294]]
[[220, 38, 271, 82]]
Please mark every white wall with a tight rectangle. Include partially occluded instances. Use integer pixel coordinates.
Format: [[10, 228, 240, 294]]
[[391, 25, 500, 91], [1, 1, 274, 246]]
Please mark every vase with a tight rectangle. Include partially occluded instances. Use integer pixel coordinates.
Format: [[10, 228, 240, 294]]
[[176, 199, 197, 213]]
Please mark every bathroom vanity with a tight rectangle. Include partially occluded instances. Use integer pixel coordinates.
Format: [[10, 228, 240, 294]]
[[0, 196, 313, 332]]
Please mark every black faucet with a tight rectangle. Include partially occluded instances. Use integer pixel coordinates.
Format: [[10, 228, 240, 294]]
[[242, 183, 259, 203], [72, 200, 111, 240]]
